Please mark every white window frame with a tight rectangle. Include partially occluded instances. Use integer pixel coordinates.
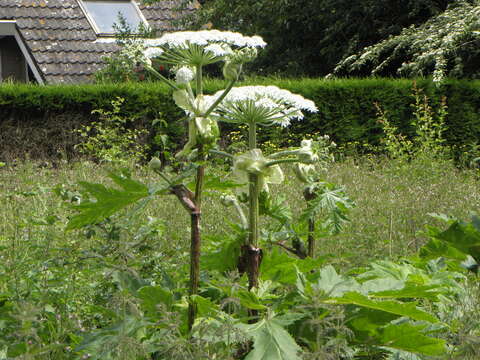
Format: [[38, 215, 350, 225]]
[[77, 0, 149, 37]]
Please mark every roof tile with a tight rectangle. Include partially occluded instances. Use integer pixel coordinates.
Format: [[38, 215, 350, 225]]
[[0, 0, 192, 83]]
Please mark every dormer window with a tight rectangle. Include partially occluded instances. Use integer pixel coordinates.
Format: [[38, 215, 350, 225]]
[[79, 1, 147, 35]]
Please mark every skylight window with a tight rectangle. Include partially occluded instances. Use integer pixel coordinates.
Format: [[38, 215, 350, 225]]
[[81, 1, 146, 35]]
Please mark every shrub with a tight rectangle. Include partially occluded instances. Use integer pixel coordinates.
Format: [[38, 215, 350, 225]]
[[75, 97, 149, 165], [0, 78, 478, 160]]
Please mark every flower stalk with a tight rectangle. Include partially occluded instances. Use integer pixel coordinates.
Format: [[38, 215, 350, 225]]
[[244, 120, 262, 294], [303, 187, 317, 258]]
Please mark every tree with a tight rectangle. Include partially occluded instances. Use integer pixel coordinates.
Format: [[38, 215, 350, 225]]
[[152, 0, 455, 76], [332, 0, 480, 81]]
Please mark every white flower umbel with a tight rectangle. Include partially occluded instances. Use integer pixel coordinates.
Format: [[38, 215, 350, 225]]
[[144, 47, 164, 59], [144, 30, 266, 49], [142, 30, 266, 66], [204, 43, 233, 57], [175, 66, 195, 84], [207, 86, 318, 127]]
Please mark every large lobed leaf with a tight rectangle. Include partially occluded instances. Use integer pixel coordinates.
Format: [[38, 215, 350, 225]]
[[239, 315, 302, 360], [379, 322, 446, 356], [300, 182, 355, 234], [326, 292, 438, 323], [66, 172, 151, 230]]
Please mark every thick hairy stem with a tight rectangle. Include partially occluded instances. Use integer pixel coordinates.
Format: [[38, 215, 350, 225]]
[[303, 187, 317, 258], [308, 218, 315, 258], [242, 244, 262, 289], [188, 210, 201, 330], [195, 146, 205, 206], [196, 64, 203, 96], [248, 174, 259, 247], [248, 121, 259, 248], [241, 244, 263, 323], [248, 121, 257, 150], [245, 120, 262, 294], [170, 184, 202, 331]]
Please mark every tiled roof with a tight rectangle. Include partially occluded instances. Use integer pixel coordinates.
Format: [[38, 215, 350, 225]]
[[0, 0, 192, 84]]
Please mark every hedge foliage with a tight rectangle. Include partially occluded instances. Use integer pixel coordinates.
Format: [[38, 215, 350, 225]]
[[0, 78, 479, 159]]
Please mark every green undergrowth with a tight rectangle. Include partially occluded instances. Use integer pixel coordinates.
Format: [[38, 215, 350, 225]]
[[0, 156, 479, 358]]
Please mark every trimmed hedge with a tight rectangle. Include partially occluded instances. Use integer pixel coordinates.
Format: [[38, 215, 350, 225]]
[[0, 78, 479, 159]]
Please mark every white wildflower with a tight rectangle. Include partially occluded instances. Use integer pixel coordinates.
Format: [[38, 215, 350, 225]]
[[233, 149, 284, 193], [204, 43, 232, 57], [175, 66, 195, 84], [206, 85, 318, 126], [144, 30, 266, 49], [142, 30, 265, 66], [144, 47, 164, 59]]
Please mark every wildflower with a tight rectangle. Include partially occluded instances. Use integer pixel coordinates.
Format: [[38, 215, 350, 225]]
[[232, 149, 284, 193], [175, 66, 195, 84], [144, 47, 164, 59], [143, 30, 266, 66], [144, 30, 266, 49], [205, 43, 233, 57], [206, 86, 318, 127]]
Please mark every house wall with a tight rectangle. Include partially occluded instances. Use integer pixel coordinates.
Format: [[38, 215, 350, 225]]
[[0, 36, 26, 82]]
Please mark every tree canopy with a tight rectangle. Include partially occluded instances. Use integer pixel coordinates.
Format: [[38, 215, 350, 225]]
[[162, 0, 455, 76], [144, 0, 479, 79], [332, 0, 480, 81]]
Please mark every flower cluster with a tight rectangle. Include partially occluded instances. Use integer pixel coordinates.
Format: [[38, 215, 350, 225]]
[[141, 30, 266, 67], [143, 30, 266, 50], [293, 136, 336, 183], [175, 66, 195, 84], [206, 86, 318, 127], [232, 149, 284, 193]]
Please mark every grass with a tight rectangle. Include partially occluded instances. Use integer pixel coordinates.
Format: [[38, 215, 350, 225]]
[[1, 157, 479, 271], [0, 156, 479, 358]]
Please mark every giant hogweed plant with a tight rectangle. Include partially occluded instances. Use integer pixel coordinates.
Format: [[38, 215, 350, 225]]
[[64, 31, 456, 359], [66, 30, 319, 326]]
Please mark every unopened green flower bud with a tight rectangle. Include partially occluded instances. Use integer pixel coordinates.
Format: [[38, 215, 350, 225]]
[[173, 89, 194, 113], [149, 157, 162, 171], [294, 163, 316, 183], [222, 61, 242, 81], [175, 66, 195, 84], [234, 47, 258, 63], [195, 117, 219, 144]]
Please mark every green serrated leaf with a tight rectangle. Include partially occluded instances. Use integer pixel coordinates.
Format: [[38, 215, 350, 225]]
[[237, 290, 268, 310], [419, 238, 468, 261], [191, 295, 219, 317], [239, 316, 302, 360], [260, 249, 327, 285], [380, 322, 446, 356], [370, 283, 444, 300], [326, 292, 438, 323], [66, 173, 149, 230], [315, 265, 361, 297], [202, 236, 241, 273], [300, 182, 354, 234], [138, 286, 173, 314], [433, 219, 480, 262]]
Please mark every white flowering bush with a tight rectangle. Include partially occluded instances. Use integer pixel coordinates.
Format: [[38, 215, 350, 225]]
[[332, 1, 480, 82]]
